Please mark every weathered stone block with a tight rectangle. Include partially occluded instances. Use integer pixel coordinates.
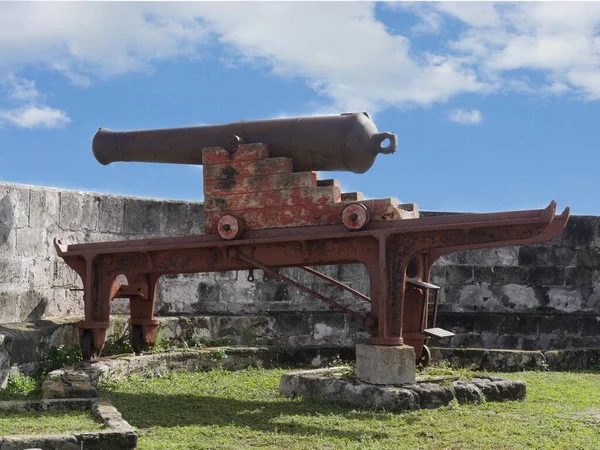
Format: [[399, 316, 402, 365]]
[[455, 283, 500, 312], [547, 287, 583, 313], [0, 226, 16, 253], [0, 290, 22, 323], [123, 198, 165, 235], [561, 216, 598, 248], [462, 247, 519, 266], [565, 267, 594, 287], [98, 195, 124, 233], [474, 266, 530, 285], [42, 377, 97, 399], [0, 258, 29, 287], [15, 227, 49, 257], [163, 202, 194, 236], [312, 313, 348, 346], [498, 284, 541, 310], [29, 188, 60, 229], [575, 247, 600, 269], [355, 344, 415, 385], [469, 377, 526, 401], [0, 184, 29, 228], [189, 202, 204, 233], [410, 382, 456, 409], [483, 349, 546, 371], [59, 191, 100, 231], [27, 257, 53, 288], [446, 266, 474, 284]]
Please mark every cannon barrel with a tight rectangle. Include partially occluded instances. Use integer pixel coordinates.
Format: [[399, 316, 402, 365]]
[[92, 112, 397, 174]]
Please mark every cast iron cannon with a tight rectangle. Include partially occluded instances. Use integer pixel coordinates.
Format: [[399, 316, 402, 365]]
[[92, 112, 397, 174]]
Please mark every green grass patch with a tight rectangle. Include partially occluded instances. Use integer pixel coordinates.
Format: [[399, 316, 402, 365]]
[[0, 409, 103, 436], [98, 368, 600, 450], [0, 373, 41, 401]]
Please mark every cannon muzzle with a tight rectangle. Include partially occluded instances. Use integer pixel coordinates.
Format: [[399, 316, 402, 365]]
[[92, 112, 397, 174]]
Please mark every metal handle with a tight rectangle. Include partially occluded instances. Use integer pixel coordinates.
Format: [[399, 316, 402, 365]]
[[371, 132, 397, 155]]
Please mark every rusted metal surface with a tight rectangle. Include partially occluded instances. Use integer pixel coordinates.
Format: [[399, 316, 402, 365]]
[[299, 266, 371, 304], [92, 113, 397, 173], [341, 203, 370, 230], [216, 214, 244, 240], [55, 201, 569, 361]]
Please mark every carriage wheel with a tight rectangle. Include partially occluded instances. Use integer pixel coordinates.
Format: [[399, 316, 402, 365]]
[[418, 345, 432, 367], [341, 203, 370, 231], [131, 324, 151, 355], [217, 214, 244, 240]]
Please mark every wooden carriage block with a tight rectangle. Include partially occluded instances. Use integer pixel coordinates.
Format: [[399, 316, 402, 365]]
[[203, 157, 293, 180], [360, 198, 404, 221], [204, 185, 342, 212], [204, 198, 403, 233], [202, 143, 269, 165], [317, 179, 342, 189], [341, 192, 364, 201], [203, 172, 318, 196]]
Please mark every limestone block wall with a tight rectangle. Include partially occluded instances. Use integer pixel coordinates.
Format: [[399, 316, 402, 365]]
[[1, 180, 598, 351], [0, 181, 203, 323]]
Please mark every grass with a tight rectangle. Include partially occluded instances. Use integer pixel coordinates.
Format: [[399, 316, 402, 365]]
[[0, 409, 103, 436], [97, 367, 600, 450], [0, 373, 41, 401]]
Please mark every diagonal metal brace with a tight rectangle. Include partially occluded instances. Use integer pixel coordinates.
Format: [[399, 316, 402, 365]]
[[234, 251, 370, 323], [299, 266, 371, 303]]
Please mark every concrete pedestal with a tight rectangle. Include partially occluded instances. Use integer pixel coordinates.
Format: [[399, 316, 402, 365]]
[[355, 343, 416, 385]]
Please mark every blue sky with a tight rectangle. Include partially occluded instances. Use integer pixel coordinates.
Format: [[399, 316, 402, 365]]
[[0, 2, 598, 215]]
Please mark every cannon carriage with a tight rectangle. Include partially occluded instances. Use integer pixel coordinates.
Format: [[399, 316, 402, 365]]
[[55, 113, 569, 364]]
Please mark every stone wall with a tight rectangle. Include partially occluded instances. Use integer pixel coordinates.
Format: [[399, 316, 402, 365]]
[[1, 180, 598, 351], [0, 181, 203, 323]]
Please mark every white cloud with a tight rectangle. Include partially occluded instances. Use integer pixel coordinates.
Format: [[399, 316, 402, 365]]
[[0, 3, 210, 85], [0, 75, 71, 129], [0, 105, 71, 129], [447, 108, 483, 125], [0, 2, 484, 118], [427, 3, 600, 99], [1, 2, 600, 127], [4, 75, 40, 101]]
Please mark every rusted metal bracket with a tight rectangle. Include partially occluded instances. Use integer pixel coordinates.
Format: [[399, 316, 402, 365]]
[[299, 266, 371, 303], [232, 249, 372, 325]]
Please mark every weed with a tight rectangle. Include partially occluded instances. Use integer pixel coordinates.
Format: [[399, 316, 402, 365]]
[[102, 334, 134, 356], [0, 373, 39, 400], [211, 349, 228, 361], [42, 344, 83, 373]]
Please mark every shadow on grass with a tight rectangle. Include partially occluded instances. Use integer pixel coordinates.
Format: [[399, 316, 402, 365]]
[[105, 391, 393, 441]]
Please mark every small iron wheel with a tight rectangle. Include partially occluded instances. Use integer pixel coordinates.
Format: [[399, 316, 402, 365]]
[[217, 214, 244, 240], [418, 345, 432, 367], [131, 324, 151, 355], [341, 203, 370, 231], [80, 329, 98, 362]]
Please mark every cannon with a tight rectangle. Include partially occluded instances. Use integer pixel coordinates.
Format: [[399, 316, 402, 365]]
[[92, 112, 397, 174], [55, 112, 570, 369]]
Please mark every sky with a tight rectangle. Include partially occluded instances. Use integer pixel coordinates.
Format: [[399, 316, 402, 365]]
[[0, 1, 598, 215]]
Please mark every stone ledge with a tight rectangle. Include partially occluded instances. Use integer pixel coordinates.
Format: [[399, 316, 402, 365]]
[[431, 347, 600, 371], [48, 346, 356, 387], [0, 397, 137, 450], [279, 367, 526, 412]]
